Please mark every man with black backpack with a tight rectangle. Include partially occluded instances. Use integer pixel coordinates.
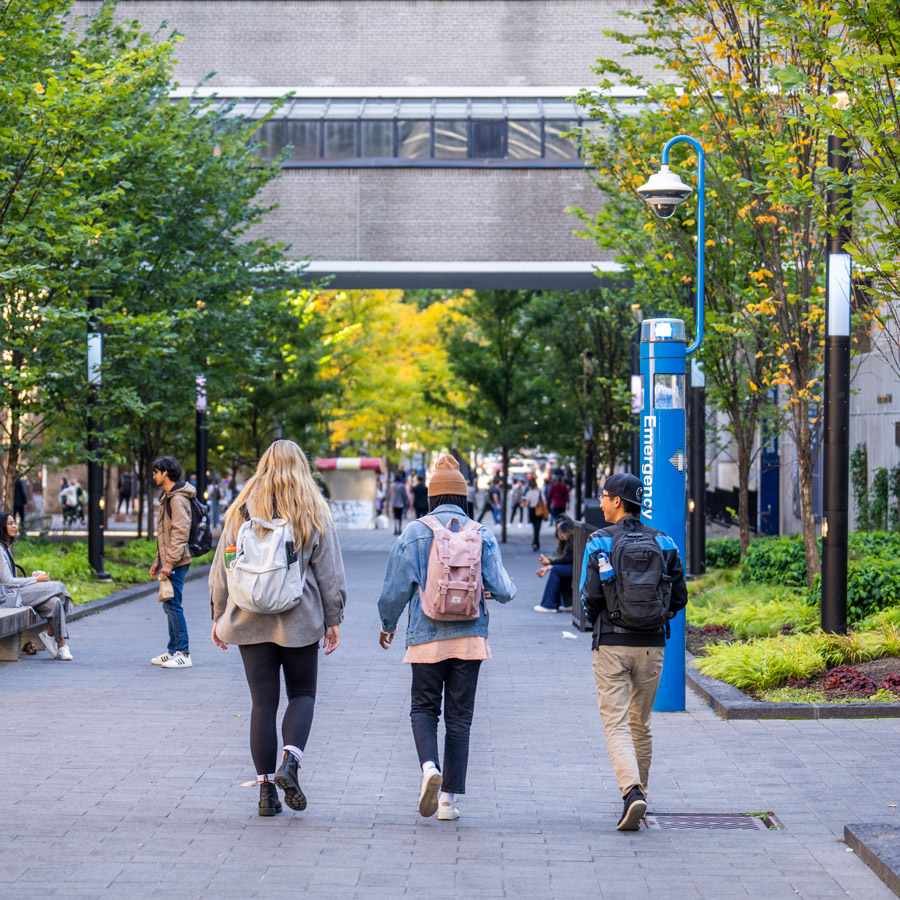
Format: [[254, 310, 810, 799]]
[[580, 473, 687, 831], [149, 456, 199, 669]]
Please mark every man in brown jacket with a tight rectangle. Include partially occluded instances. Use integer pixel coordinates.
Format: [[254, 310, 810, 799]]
[[148, 455, 196, 669]]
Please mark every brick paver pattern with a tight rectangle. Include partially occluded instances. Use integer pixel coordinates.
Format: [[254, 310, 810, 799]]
[[1, 526, 898, 899]]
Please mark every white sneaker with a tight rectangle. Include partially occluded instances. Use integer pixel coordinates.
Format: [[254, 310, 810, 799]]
[[418, 769, 442, 818], [437, 801, 460, 821], [151, 651, 174, 665], [533, 605, 556, 614], [56, 645, 73, 661], [38, 631, 59, 659], [559, 605, 573, 612], [160, 651, 192, 669]]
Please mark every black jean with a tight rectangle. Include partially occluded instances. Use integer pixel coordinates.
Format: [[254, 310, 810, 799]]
[[239, 641, 318, 775], [528, 508, 542, 549], [410, 658, 482, 795]]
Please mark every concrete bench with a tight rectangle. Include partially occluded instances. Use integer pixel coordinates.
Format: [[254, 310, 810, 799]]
[[0, 606, 40, 661]]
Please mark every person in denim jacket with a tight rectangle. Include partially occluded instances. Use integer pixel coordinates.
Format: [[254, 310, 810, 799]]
[[377, 454, 515, 821]]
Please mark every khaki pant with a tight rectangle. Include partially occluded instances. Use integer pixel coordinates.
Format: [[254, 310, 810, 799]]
[[591, 645, 664, 797]]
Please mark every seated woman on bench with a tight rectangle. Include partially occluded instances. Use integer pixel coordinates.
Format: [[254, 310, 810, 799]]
[[0, 511, 74, 660]]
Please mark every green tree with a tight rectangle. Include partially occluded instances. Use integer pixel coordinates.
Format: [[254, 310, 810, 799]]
[[529, 287, 636, 497], [445, 291, 541, 543], [573, 0, 835, 574]]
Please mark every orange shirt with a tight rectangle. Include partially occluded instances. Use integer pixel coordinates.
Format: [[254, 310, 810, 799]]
[[403, 636, 491, 664]]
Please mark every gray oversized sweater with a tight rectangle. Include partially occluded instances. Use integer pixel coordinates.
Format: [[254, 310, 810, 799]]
[[209, 517, 347, 647]]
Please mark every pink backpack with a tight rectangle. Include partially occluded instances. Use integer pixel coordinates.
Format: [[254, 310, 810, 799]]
[[418, 515, 484, 620]]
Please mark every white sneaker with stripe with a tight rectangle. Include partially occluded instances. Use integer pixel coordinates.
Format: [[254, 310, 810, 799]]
[[160, 651, 192, 669]]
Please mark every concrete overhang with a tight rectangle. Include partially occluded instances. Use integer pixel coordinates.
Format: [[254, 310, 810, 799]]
[[300, 260, 623, 290]]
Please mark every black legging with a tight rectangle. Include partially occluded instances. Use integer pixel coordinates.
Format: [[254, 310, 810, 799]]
[[238, 641, 318, 775], [529, 507, 542, 549]]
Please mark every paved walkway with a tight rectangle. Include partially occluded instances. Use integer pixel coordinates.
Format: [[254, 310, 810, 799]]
[[1, 524, 898, 899]]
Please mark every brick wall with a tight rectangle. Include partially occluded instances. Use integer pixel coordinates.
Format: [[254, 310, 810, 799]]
[[251, 167, 604, 261], [73, 1, 652, 87]]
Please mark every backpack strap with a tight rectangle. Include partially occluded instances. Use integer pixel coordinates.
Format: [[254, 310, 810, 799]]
[[419, 516, 452, 604]]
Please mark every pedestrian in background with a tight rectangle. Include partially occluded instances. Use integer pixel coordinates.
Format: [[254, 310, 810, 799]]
[[523, 478, 546, 551], [533, 517, 575, 613], [580, 474, 687, 831], [390, 472, 409, 535], [13, 476, 28, 529], [210, 440, 346, 817], [378, 455, 515, 822], [411, 474, 429, 519], [547, 473, 570, 524], [117, 470, 133, 515], [0, 512, 74, 660], [149, 456, 196, 669], [509, 477, 524, 525]]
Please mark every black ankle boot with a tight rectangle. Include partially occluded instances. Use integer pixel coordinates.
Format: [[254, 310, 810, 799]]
[[258, 780, 282, 816], [274, 751, 307, 811]]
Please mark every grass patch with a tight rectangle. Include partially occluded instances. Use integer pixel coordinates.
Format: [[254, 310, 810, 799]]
[[759, 686, 827, 703], [12, 538, 213, 605], [695, 625, 900, 690]]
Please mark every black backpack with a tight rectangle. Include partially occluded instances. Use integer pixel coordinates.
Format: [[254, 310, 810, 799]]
[[604, 528, 673, 632], [165, 493, 213, 558]]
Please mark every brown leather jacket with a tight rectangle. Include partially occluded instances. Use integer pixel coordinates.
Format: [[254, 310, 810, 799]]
[[155, 481, 196, 570]]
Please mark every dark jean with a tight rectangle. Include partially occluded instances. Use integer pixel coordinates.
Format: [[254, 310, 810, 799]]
[[529, 508, 542, 549], [539, 563, 574, 609], [162, 563, 190, 654], [410, 658, 482, 795]]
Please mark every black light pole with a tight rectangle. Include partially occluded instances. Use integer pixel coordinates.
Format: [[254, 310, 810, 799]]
[[821, 132, 852, 634], [87, 295, 111, 581], [688, 359, 706, 576], [195, 375, 208, 503]]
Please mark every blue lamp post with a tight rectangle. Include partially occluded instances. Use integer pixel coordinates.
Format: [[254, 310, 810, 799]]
[[636, 135, 706, 712]]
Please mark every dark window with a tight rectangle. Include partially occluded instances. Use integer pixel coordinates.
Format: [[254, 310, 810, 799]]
[[323, 121, 357, 159], [254, 120, 285, 162], [469, 120, 505, 158], [361, 120, 394, 157], [284, 121, 319, 161]]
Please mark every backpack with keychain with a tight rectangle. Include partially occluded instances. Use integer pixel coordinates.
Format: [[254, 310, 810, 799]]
[[601, 527, 673, 633], [226, 517, 305, 615], [418, 515, 484, 620]]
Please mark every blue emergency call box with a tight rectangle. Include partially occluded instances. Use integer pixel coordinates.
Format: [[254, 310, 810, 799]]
[[640, 318, 687, 712]]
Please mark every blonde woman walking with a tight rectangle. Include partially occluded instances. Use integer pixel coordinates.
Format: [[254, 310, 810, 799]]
[[209, 440, 347, 816]]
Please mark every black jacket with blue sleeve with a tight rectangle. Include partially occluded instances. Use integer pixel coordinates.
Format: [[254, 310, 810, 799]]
[[579, 514, 688, 649]]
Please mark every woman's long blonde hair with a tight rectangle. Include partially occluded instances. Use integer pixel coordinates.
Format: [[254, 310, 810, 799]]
[[224, 440, 332, 545]]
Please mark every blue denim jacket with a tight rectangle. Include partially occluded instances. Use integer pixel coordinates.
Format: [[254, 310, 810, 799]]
[[377, 504, 516, 645]]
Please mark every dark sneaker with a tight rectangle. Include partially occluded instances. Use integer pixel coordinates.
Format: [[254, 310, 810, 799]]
[[258, 780, 282, 817], [617, 786, 647, 831], [274, 751, 307, 811]]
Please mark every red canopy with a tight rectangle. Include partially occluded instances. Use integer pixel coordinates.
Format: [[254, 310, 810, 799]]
[[315, 457, 382, 473]]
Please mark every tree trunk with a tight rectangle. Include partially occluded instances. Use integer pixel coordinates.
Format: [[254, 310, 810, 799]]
[[574, 465, 583, 521], [793, 402, 821, 584], [2, 352, 23, 511], [500, 445, 509, 544]]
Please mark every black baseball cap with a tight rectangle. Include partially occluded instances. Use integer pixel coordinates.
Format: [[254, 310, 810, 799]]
[[602, 473, 651, 511]]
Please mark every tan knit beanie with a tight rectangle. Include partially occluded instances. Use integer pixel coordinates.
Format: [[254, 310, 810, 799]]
[[428, 454, 468, 497]]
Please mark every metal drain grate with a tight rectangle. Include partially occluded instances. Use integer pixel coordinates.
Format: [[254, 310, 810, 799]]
[[643, 813, 774, 831]]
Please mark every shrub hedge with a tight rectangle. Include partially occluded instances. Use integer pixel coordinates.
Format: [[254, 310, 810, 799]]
[[740, 532, 900, 623], [705, 537, 741, 569]]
